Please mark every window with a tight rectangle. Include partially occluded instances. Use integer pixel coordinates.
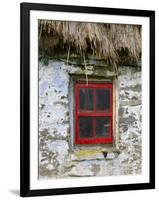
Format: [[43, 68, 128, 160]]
[[75, 82, 113, 144]]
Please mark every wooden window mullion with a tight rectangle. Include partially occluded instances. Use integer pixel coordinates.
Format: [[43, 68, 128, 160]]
[[93, 88, 96, 138], [75, 82, 113, 144]]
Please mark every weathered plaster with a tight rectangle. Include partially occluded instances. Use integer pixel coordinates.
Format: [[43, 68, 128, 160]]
[[39, 60, 142, 178]]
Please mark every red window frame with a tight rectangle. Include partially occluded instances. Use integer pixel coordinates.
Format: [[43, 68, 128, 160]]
[[75, 82, 113, 144]]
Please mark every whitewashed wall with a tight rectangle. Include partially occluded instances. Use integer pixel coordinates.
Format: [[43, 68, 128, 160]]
[[39, 60, 142, 178]]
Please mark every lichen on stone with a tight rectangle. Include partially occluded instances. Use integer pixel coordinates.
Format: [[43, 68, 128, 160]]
[[39, 61, 142, 178]]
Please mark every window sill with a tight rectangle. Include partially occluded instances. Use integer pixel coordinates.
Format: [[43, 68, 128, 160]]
[[71, 148, 120, 161]]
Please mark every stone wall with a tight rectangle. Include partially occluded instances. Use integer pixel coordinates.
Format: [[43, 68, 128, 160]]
[[39, 59, 142, 178]]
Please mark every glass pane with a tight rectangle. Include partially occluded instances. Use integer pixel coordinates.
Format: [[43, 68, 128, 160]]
[[96, 89, 110, 112], [79, 117, 93, 138], [79, 88, 93, 111], [96, 117, 110, 137]]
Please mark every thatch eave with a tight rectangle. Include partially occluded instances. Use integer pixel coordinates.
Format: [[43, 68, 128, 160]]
[[38, 20, 141, 66]]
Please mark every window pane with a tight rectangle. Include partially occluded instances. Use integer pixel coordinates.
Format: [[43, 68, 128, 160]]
[[79, 88, 93, 111], [96, 117, 110, 137], [79, 117, 93, 138], [96, 89, 110, 112]]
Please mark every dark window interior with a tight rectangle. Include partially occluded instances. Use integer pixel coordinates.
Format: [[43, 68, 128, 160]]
[[76, 83, 113, 144]]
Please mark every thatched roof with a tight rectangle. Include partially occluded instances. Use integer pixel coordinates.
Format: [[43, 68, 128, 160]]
[[38, 20, 141, 66]]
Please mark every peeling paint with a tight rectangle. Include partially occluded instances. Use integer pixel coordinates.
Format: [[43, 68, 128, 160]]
[[39, 60, 142, 178]]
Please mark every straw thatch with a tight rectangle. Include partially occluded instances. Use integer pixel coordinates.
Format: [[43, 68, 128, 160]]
[[38, 20, 141, 66]]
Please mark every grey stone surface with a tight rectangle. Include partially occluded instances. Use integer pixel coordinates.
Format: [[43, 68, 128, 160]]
[[39, 60, 142, 178]]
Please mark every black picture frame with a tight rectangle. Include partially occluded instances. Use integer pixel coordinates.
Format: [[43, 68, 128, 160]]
[[20, 2, 155, 197]]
